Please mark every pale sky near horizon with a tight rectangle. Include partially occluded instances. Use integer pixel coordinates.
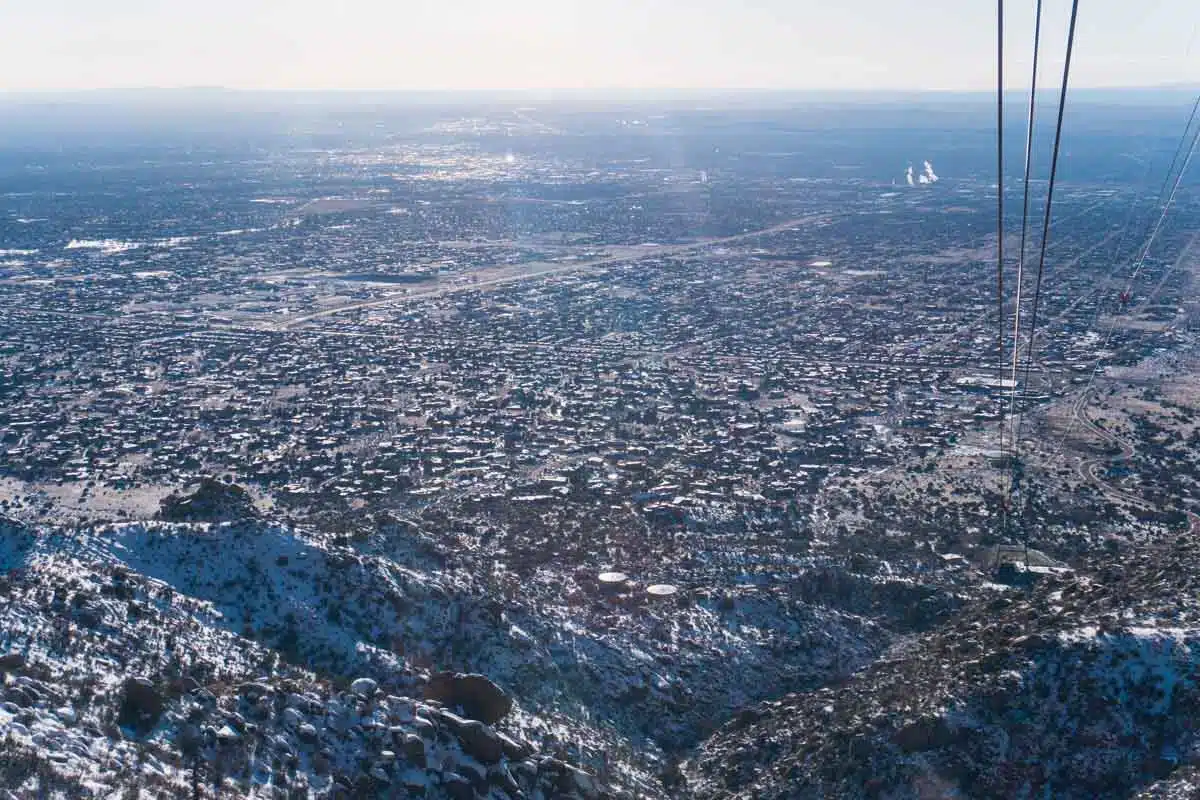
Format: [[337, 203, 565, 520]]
[[0, 0, 1195, 92]]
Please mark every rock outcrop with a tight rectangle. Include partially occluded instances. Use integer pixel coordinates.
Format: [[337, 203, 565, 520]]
[[159, 478, 257, 522], [424, 671, 514, 725], [118, 676, 165, 733], [685, 536, 1200, 799]]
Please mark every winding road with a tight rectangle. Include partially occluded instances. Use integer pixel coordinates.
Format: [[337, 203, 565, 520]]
[[1070, 387, 1156, 512]]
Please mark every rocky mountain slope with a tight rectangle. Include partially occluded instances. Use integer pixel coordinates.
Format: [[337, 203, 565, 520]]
[[685, 536, 1200, 798], [0, 515, 641, 798], [0, 507, 897, 798], [5, 497, 1197, 799]]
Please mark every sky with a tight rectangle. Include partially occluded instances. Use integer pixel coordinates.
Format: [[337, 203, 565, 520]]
[[0, 0, 1195, 92]]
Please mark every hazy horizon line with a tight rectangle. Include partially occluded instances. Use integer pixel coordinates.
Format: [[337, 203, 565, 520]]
[[2, 82, 1197, 97]]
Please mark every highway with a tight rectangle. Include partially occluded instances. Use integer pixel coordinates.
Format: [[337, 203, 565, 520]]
[[276, 212, 834, 330]]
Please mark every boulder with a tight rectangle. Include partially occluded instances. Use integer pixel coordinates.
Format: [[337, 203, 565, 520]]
[[401, 733, 427, 768], [497, 731, 534, 760], [297, 722, 319, 744], [1011, 633, 1055, 653], [171, 676, 201, 695], [401, 768, 429, 792], [891, 715, 955, 753], [286, 692, 322, 714], [453, 718, 504, 764], [16, 677, 61, 706], [0, 652, 27, 672], [544, 759, 602, 799], [424, 672, 513, 725], [178, 723, 202, 756], [455, 757, 488, 789], [6, 686, 35, 708], [412, 716, 437, 740], [350, 677, 378, 697], [238, 681, 273, 699], [72, 600, 105, 628], [443, 772, 476, 800], [510, 759, 537, 789], [119, 677, 165, 732], [489, 764, 522, 795]]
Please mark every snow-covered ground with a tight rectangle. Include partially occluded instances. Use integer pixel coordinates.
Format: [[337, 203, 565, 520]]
[[684, 540, 1200, 799], [1, 514, 889, 797], [0, 518, 637, 797]]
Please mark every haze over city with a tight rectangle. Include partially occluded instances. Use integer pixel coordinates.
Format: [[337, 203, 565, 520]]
[[1, 0, 1196, 92]]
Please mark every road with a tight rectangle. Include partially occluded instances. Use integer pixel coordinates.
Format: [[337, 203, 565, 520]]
[[1128, 230, 1199, 316], [1054, 230, 1200, 516], [1070, 387, 1156, 512], [276, 212, 833, 330]]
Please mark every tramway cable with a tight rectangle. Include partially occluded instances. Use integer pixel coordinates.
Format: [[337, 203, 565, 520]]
[[1051, 107, 1200, 455], [1002, 0, 1044, 516], [1005, 0, 1081, 531], [995, 0, 1009, 535], [1092, 95, 1200, 322]]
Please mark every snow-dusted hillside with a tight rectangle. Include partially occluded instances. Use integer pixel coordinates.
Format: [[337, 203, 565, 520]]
[[685, 538, 1200, 798], [0, 519, 645, 797], [13, 508, 1195, 799], [0, 514, 891, 797]]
